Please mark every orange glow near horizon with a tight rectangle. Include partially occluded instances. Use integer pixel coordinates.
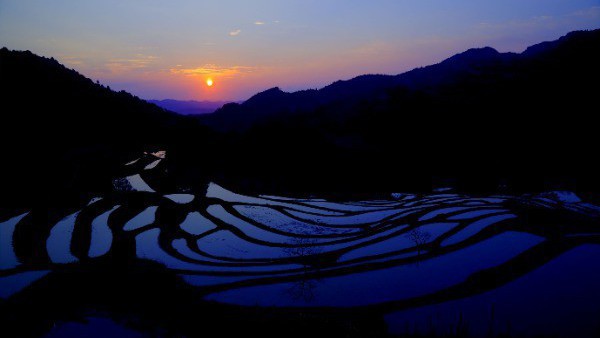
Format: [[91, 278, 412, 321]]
[[4, 1, 599, 101]]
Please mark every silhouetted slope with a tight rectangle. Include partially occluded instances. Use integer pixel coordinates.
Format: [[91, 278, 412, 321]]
[[199, 47, 517, 132], [201, 31, 598, 134], [2, 29, 599, 204], [197, 29, 600, 195], [0, 48, 212, 207], [394, 47, 518, 90]]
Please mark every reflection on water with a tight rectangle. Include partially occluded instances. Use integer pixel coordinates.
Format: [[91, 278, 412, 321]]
[[46, 212, 80, 264], [44, 317, 145, 338], [2, 151, 600, 337], [0, 212, 28, 269], [204, 231, 544, 307], [123, 206, 157, 231], [385, 244, 600, 338], [165, 194, 195, 204], [89, 206, 120, 258], [179, 211, 216, 235], [443, 214, 516, 246], [0, 270, 50, 298]]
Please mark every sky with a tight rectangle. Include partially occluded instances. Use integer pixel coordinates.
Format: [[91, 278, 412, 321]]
[[1, 1, 599, 101]]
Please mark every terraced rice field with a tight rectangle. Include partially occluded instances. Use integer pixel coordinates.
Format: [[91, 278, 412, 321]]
[[2, 152, 599, 337]]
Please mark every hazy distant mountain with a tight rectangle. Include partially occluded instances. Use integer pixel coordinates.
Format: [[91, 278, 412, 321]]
[[148, 99, 235, 115]]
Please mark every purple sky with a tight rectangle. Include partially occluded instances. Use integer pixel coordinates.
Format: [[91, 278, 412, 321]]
[[1, 0, 599, 101]]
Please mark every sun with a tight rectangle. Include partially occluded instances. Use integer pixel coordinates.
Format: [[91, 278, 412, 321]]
[[206, 78, 214, 87]]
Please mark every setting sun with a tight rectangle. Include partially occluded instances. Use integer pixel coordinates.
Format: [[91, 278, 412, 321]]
[[206, 78, 214, 87]]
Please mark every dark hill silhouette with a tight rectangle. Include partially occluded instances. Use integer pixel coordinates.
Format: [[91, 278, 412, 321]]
[[2, 29, 600, 206], [194, 29, 600, 195], [201, 31, 599, 134], [0, 48, 215, 208], [199, 46, 518, 132]]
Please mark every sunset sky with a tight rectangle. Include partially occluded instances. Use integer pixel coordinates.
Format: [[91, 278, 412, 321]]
[[1, 1, 599, 101]]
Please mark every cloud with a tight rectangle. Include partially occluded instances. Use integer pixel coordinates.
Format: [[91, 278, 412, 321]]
[[170, 64, 256, 78], [229, 29, 242, 36], [254, 21, 265, 25], [104, 54, 158, 73], [60, 56, 85, 67]]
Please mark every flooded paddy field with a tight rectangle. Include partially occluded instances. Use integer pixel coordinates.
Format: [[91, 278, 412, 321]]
[[2, 152, 599, 338]]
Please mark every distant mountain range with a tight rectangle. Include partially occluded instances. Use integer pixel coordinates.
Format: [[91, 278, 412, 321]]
[[148, 99, 237, 115], [198, 47, 514, 131], [193, 29, 600, 194], [2, 29, 600, 207], [198, 30, 595, 132]]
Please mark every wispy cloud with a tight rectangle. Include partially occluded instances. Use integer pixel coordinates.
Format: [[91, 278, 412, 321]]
[[254, 21, 265, 25], [170, 64, 256, 78], [229, 29, 242, 36], [59, 54, 158, 76], [104, 54, 158, 73], [60, 56, 85, 67]]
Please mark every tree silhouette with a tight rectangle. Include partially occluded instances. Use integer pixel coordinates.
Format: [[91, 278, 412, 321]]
[[406, 228, 432, 256], [284, 238, 322, 302]]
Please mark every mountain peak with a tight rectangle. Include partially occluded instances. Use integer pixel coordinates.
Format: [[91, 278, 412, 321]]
[[259, 87, 284, 95], [202, 29, 600, 134], [443, 46, 500, 64], [244, 87, 287, 106]]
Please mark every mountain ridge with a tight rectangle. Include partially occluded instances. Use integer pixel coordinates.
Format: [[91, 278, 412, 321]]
[[200, 30, 600, 133], [198, 43, 522, 131], [193, 28, 600, 194], [2, 28, 600, 204]]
